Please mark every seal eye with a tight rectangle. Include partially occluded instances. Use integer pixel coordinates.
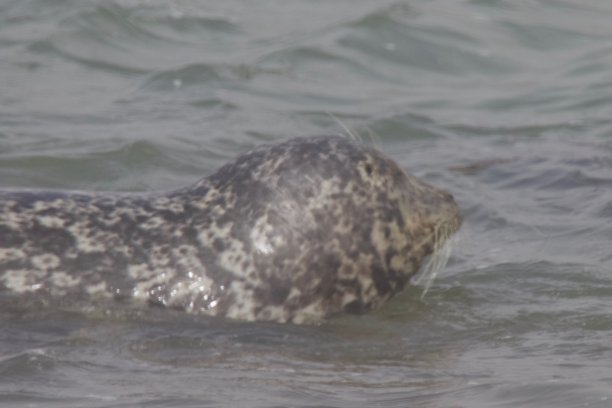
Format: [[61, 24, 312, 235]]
[[359, 161, 376, 181]]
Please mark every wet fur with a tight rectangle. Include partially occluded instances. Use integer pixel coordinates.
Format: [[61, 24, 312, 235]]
[[0, 136, 461, 323]]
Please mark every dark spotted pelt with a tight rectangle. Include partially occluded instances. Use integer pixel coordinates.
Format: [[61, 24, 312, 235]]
[[0, 136, 461, 323]]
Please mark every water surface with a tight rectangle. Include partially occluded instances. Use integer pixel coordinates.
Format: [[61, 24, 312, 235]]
[[1, 1, 612, 407]]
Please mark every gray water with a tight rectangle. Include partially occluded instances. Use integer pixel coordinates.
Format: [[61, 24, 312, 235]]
[[1, 0, 612, 407]]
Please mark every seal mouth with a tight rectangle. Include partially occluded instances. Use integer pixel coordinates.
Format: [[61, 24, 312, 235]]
[[411, 213, 463, 298]]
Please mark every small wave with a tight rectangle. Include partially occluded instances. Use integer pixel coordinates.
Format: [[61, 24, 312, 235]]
[[26, 3, 240, 74]]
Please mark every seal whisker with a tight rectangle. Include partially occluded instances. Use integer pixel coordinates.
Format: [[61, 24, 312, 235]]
[[325, 112, 362, 142], [363, 126, 382, 150], [413, 221, 454, 299]]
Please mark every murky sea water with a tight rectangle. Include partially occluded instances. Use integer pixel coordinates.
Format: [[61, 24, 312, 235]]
[[2, 0, 612, 407]]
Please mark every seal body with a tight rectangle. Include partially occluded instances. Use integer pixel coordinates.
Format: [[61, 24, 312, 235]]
[[0, 136, 461, 323]]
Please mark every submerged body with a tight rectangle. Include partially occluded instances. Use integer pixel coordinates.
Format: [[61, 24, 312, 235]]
[[0, 136, 461, 323]]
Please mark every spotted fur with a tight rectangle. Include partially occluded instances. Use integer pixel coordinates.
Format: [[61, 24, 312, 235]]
[[0, 136, 461, 323]]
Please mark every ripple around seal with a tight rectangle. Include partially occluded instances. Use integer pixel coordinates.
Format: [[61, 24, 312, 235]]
[[257, 46, 393, 86], [0, 139, 206, 190], [27, 7, 163, 75], [336, 4, 517, 77], [26, 3, 241, 75], [140, 62, 286, 94]]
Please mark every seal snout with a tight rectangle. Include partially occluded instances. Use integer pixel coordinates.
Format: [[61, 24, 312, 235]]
[[434, 189, 463, 240]]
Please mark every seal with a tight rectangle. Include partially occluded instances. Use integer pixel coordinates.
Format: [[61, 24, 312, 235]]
[[0, 136, 461, 323]]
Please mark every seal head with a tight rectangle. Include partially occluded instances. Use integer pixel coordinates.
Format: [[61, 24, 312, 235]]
[[0, 136, 461, 323]]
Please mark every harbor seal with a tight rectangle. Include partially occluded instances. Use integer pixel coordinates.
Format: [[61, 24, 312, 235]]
[[0, 136, 461, 323]]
